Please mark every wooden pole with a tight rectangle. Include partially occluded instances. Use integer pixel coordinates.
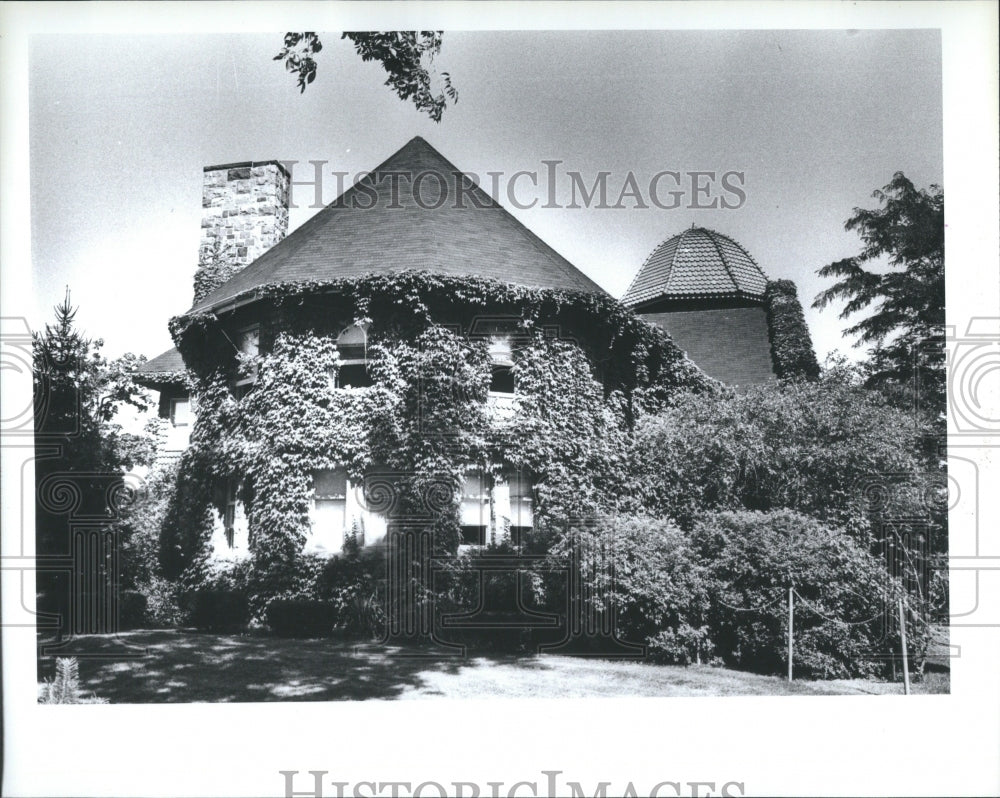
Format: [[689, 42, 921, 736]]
[[899, 597, 911, 695], [787, 587, 794, 682]]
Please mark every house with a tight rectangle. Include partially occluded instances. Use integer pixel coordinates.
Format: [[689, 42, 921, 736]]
[[136, 137, 814, 570]]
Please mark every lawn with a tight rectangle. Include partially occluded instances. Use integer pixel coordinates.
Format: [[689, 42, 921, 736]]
[[37, 630, 949, 702]]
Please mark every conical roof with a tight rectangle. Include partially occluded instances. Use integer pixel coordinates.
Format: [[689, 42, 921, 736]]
[[621, 226, 768, 308], [191, 137, 606, 313]]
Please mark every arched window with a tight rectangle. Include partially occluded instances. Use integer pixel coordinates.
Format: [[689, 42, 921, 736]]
[[335, 324, 372, 389]]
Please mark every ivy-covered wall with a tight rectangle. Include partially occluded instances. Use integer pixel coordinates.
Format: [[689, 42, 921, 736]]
[[764, 279, 821, 380], [160, 271, 717, 596]]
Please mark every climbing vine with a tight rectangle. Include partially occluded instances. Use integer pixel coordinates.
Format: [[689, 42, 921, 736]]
[[764, 279, 821, 380], [159, 271, 717, 605]]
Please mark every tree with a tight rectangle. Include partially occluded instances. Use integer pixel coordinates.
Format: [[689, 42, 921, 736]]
[[691, 510, 918, 679], [813, 172, 945, 414], [274, 32, 458, 122], [33, 290, 155, 634], [628, 372, 944, 550]]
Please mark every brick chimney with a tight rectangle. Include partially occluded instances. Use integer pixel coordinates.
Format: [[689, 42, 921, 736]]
[[194, 161, 291, 303]]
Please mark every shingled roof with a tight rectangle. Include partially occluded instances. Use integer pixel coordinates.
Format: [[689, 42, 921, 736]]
[[135, 346, 186, 389], [190, 137, 607, 314], [621, 226, 768, 308]]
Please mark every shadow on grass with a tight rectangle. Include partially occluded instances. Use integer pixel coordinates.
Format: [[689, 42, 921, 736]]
[[36, 630, 949, 702], [36, 630, 533, 703]]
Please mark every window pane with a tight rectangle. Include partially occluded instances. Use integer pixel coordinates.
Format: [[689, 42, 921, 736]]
[[171, 399, 192, 426], [336, 364, 372, 389], [314, 469, 347, 499], [237, 327, 259, 358], [490, 366, 515, 394], [337, 325, 367, 361]]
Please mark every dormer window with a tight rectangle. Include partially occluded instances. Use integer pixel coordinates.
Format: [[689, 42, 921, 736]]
[[335, 324, 372, 389], [488, 338, 515, 394]]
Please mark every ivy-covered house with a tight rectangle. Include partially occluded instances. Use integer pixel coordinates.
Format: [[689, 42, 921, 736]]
[[136, 137, 815, 580]]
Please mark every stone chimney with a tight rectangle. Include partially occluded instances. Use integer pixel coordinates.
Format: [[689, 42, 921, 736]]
[[194, 161, 291, 303]]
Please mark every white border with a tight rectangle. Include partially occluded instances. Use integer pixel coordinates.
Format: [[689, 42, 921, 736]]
[[2, 3, 998, 797]]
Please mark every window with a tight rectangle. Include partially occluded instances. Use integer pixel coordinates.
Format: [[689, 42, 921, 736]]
[[507, 469, 534, 538], [335, 324, 372, 389], [460, 470, 489, 545], [224, 479, 239, 548], [169, 397, 193, 427], [488, 338, 515, 394], [234, 325, 260, 392], [313, 469, 348, 541]]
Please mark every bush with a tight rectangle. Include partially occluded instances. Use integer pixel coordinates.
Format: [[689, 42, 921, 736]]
[[135, 575, 183, 627], [188, 589, 249, 632], [118, 590, 148, 630], [315, 549, 386, 636], [537, 515, 710, 660], [630, 375, 939, 539], [691, 509, 902, 679], [647, 625, 716, 666], [266, 599, 338, 637]]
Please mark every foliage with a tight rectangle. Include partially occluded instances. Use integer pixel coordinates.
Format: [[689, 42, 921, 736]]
[[275, 32, 458, 122], [33, 291, 156, 636], [33, 290, 154, 471], [169, 271, 712, 409], [764, 279, 820, 380], [691, 510, 908, 679], [136, 575, 184, 628], [39, 658, 107, 704], [266, 599, 338, 637], [543, 515, 709, 659], [629, 371, 941, 543], [193, 237, 240, 304], [118, 590, 148, 630], [813, 172, 945, 413], [188, 589, 250, 632], [162, 271, 712, 611], [501, 336, 629, 522]]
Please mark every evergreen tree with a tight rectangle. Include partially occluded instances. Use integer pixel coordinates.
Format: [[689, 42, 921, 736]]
[[33, 290, 154, 636]]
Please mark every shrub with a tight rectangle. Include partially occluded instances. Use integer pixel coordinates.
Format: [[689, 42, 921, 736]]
[[342, 593, 386, 639], [691, 509, 902, 679], [647, 625, 716, 666], [316, 549, 385, 635], [118, 590, 148, 630], [188, 589, 250, 632], [136, 575, 183, 627], [630, 375, 939, 540], [541, 515, 710, 658], [266, 599, 338, 637]]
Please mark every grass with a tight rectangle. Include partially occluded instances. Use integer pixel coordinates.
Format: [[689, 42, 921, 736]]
[[36, 630, 949, 702]]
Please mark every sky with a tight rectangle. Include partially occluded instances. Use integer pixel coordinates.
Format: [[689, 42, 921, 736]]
[[28, 29, 943, 363]]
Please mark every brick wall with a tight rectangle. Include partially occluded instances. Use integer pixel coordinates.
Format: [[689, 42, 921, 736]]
[[641, 305, 776, 387]]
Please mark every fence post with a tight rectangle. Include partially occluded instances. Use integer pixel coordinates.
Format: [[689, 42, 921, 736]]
[[899, 597, 911, 695], [787, 587, 794, 682]]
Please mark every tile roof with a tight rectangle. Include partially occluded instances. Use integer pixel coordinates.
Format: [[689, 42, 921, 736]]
[[190, 137, 607, 314], [621, 227, 768, 307]]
